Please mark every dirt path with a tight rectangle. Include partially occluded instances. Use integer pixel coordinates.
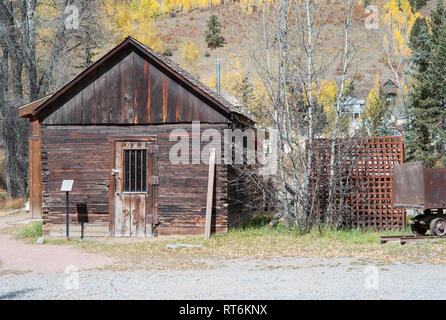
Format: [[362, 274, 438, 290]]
[[0, 214, 114, 273]]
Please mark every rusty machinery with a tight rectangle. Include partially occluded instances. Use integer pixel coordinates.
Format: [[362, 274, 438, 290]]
[[393, 162, 446, 236]]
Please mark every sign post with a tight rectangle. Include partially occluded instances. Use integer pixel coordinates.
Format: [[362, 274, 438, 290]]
[[61, 180, 74, 240]]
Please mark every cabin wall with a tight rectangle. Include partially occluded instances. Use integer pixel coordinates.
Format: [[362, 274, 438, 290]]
[[40, 123, 239, 238]]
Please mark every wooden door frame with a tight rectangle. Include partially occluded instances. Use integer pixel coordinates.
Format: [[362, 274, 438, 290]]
[[109, 135, 158, 236]]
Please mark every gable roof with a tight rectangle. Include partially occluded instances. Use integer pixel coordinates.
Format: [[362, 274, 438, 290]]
[[19, 37, 253, 124], [18, 94, 52, 118], [382, 79, 398, 88]]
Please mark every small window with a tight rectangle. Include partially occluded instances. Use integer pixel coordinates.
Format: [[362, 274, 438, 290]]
[[123, 149, 147, 192]]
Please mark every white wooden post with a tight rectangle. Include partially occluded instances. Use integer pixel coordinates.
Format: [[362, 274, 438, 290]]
[[204, 148, 216, 239]]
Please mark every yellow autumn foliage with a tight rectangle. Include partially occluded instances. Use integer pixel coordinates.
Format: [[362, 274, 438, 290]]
[[203, 56, 246, 94], [383, 0, 421, 57], [362, 73, 392, 136], [180, 40, 199, 74], [317, 80, 352, 136], [202, 56, 272, 126], [103, 0, 163, 52]]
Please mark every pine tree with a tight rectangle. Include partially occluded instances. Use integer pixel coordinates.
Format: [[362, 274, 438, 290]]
[[406, 2, 446, 167], [409, 17, 429, 51], [236, 76, 254, 107], [409, 0, 428, 10], [205, 15, 225, 50]]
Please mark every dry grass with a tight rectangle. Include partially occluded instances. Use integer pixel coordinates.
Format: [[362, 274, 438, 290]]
[[0, 189, 27, 215], [0, 149, 26, 215], [41, 217, 446, 268], [0, 269, 32, 276]]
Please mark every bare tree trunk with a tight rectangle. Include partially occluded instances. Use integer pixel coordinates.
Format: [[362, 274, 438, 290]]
[[3, 55, 28, 198], [277, 0, 291, 227], [326, 0, 353, 226], [301, 0, 315, 232], [385, 53, 407, 109], [0, 0, 29, 198], [22, 0, 38, 100], [0, 0, 94, 198]]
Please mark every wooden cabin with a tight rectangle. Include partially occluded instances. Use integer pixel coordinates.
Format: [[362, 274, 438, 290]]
[[19, 37, 254, 238]]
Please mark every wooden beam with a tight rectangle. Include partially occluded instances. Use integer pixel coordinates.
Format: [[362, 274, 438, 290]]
[[204, 148, 216, 239], [29, 120, 42, 219], [18, 95, 52, 118]]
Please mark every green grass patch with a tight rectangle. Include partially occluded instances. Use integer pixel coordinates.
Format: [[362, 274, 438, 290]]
[[15, 222, 42, 240], [233, 215, 409, 244]]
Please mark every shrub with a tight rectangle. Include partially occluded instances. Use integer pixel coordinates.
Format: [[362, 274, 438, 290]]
[[0, 197, 26, 211], [17, 222, 43, 240], [162, 48, 173, 56]]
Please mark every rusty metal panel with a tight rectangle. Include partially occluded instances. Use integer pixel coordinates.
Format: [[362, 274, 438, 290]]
[[392, 162, 424, 209], [423, 168, 446, 209], [392, 163, 446, 209]]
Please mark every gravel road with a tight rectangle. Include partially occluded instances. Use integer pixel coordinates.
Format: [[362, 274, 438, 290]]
[[1, 256, 446, 300]]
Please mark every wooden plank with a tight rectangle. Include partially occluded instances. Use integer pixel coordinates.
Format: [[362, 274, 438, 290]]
[[107, 62, 120, 123], [150, 66, 163, 123], [29, 120, 42, 219], [163, 78, 169, 122], [121, 195, 132, 236], [109, 140, 116, 235], [71, 91, 83, 124], [131, 194, 146, 237], [81, 81, 94, 124], [204, 148, 216, 239], [147, 149, 154, 237], [175, 83, 182, 122], [145, 60, 151, 123], [122, 52, 135, 123], [98, 73, 108, 123], [167, 78, 178, 123], [134, 53, 148, 124]]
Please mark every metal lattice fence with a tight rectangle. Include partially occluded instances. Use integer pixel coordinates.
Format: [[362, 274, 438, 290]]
[[309, 136, 405, 231]]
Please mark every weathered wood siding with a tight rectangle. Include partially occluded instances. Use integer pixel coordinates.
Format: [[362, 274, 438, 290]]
[[40, 49, 229, 125], [41, 124, 232, 237]]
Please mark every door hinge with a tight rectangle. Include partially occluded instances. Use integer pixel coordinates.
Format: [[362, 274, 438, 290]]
[[149, 176, 159, 185], [146, 215, 159, 225], [149, 144, 159, 154]]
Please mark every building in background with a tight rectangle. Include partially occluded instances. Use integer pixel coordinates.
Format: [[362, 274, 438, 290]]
[[341, 96, 365, 134], [381, 79, 398, 105]]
